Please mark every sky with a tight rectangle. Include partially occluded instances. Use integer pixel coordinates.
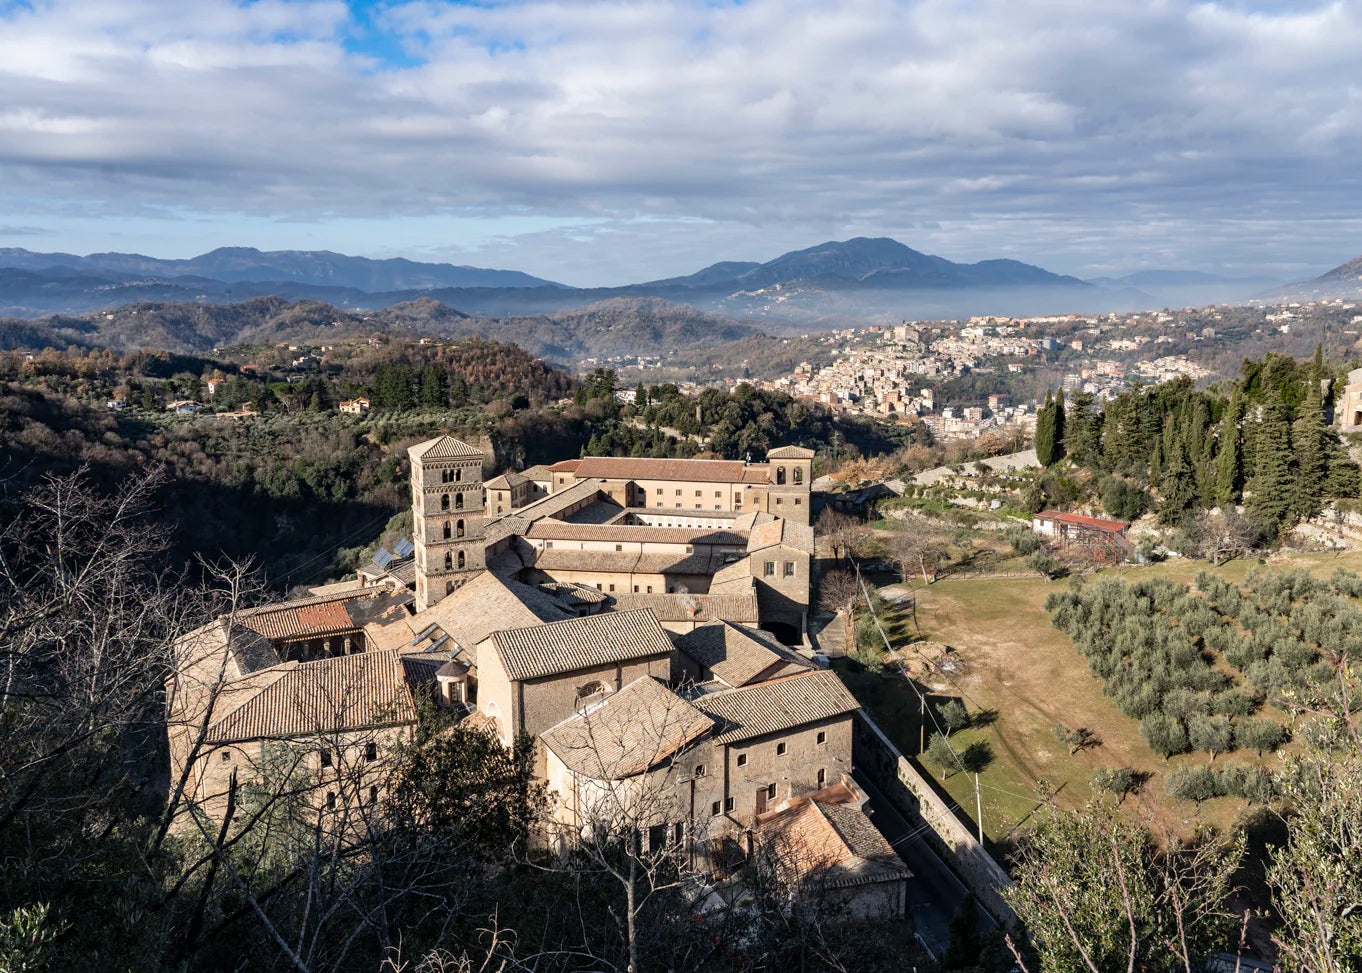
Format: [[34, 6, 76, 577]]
[[1, 0, 1361, 287]]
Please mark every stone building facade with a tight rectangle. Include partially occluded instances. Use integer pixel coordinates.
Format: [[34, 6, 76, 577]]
[[410, 436, 488, 610]]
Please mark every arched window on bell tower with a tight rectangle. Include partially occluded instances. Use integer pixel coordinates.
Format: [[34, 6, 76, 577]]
[[456, 519, 465, 538], [455, 467, 462, 482], [457, 551, 466, 569], [440, 494, 450, 511], [776, 466, 786, 485], [455, 492, 464, 509], [444, 552, 453, 571], [443, 521, 452, 539], [793, 467, 803, 484]]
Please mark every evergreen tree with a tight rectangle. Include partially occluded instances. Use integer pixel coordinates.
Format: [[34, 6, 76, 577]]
[[1246, 399, 1296, 531], [1036, 390, 1060, 466], [633, 382, 647, 407], [1053, 389, 1067, 463], [419, 364, 449, 408], [1157, 436, 1197, 526], [1214, 388, 1244, 507], [1290, 378, 1327, 521], [1062, 389, 1102, 467]]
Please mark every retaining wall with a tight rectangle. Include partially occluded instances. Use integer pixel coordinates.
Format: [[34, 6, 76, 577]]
[[853, 708, 1018, 925]]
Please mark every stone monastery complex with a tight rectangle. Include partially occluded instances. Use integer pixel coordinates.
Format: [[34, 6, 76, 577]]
[[169, 437, 911, 917]]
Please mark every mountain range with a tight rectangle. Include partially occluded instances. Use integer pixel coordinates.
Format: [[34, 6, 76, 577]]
[[1, 237, 1354, 326]]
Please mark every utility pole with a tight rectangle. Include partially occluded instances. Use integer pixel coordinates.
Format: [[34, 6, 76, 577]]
[[975, 773, 984, 844], [919, 694, 926, 755]]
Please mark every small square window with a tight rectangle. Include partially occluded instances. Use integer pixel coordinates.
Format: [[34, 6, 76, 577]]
[[675, 489, 681, 496], [776, 497, 784, 505], [816, 731, 826, 745], [685, 545, 693, 553], [724, 797, 735, 812], [695, 490, 701, 497], [596, 583, 602, 591], [694, 764, 706, 777], [715, 491, 721, 498], [319, 748, 332, 768], [633, 585, 640, 593], [767, 783, 777, 800], [776, 742, 786, 756], [764, 561, 775, 577], [711, 801, 721, 816], [794, 498, 802, 506], [736, 752, 748, 767], [608, 584, 616, 592], [784, 561, 795, 577], [220, 751, 232, 762], [656, 487, 663, 495], [545, 541, 553, 549], [615, 544, 623, 551], [646, 585, 653, 593]]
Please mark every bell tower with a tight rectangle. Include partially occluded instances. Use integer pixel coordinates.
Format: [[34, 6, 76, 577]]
[[764, 445, 814, 526], [408, 436, 487, 610]]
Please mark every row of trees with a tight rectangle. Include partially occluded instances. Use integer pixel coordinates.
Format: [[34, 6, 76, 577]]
[[1004, 662, 1362, 973], [1036, 352, 1361, 535]]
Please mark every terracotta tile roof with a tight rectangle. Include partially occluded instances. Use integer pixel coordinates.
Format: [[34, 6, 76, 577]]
[[408, 436, 484, 460], [205, 649, 417, 743], [608, 589, 759, 623], [695, 670, 859, 745], [383, 572, 573, 661], [1034, 509, 1129, 532], [526, 522, 746, 546], [766, 445, 816, 459], [236, 590, 379, 641], [547, 460, 582, 473], [707, 558, 754, 593], [542, 676, 714, 780], [485, 471, 528, 490], [573, 456, 769, 485], [758, 798, 911, 889], [677, 622, 814, 687], [530, 549, 727, 577], [491, 609, 674, 682], [746, 518, 815, 555], [521, 464, 555, 482], [483, 479, 606, 543], [538, 580, 610, 607]]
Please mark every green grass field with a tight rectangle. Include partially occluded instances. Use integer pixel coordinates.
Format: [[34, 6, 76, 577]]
[[841, 546, 1362, 842]]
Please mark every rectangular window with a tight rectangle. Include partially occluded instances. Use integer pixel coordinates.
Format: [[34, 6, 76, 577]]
[[673, 822, 684, 845], [776, 497, 783, 505], [675, 489, 681, 496], [325, 791, 336, 810], [656, 487, 663, 495], [319, 748, 332, 768], [767, 783, 777, 800], [776, 742, 786, 756], [596, 583, 602, 591], [694, 764, 706, 777], [764, 561, 775, 577], [794, 498, 802, 506], [615, 544, 622, 551], [220, 750, 232, 762], [816, 731, 826, 745], [695, 504, 701, 510], [695, 490, 701, 497], [724, 797, 735, 812], [736, 752, 748, 767], [715, 491, 722, 498], [817, 769, 826, 786], [685, 545, 693, 553], [646, 585, 653, 593], [369, 786, 379, 805], [633, 585, 640, 593], [711, 800, 721, 816], [608, 584, 616, 592], [784, 561, 795, 577], [365, 741, 378, 762], [545, 541, 553, 549]]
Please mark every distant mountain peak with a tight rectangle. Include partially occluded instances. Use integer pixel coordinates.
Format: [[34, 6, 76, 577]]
[[1319, 255, 1362, 282]]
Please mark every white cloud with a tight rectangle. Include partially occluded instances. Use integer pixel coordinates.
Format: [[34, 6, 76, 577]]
[[0, 0, 1359, 284]]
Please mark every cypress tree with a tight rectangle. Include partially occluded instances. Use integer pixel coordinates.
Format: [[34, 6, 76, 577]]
[[1053, 389, 1067, 463], [1036, 390, 1059, 466], [1157, 437, 1197, 526], [1291, 379, 1327, 521], [1214, 389, 1244, 507], [1246, 399, 1296, 531], [1063, 389, 1101, 467]]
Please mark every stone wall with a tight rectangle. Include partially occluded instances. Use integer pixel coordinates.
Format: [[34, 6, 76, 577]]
[[852, 708, 1018, 925]]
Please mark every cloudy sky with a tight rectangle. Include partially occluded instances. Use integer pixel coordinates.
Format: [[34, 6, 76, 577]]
[[1, 0, 1360, 286]]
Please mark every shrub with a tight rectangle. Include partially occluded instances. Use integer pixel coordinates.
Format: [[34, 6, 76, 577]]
[[1006, 526, 1041, 556], [1236, 718, 1286, 756], [1092, 767, 1136, 799], [1027, 550, 1064, 579], [1166, 765, 1222, 804], [924, 732, 960, 774], [1141, 713, 1189, 760], [1187, 714, 1234, 758], [1217, 764, 1278, 804], [1211, 688, 1255, 717], [939, 699, 971, 735]]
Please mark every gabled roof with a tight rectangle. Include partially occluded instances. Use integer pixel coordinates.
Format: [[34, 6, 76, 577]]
[[205, 649, 418, 743], [758, 796, 912, 889], [408, 436, 484, 461], [695, 670, 859, 745], [521, 464, 555, 482], [572, 456, 769, 485], [235, 589, 412, 642], [485, 471, 529, 490], [677, 622, 814, 687], [766, 445, 816, 459], [537, 580, 610, 608], [490, 609, 674, 682], [526, 521, 746, 546], [1033, 509, 1129, 532], [608, 588, 759, 624], [541, 676, 714, 780]]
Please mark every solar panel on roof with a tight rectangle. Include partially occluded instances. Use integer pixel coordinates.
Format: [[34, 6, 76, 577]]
[[394, 539, 414, 558], [373, 548, 394, 568]]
